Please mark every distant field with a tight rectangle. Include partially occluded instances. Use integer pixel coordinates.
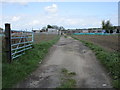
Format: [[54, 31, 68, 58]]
[[73, 35, 119, 52], [34, 33, 58, 44]]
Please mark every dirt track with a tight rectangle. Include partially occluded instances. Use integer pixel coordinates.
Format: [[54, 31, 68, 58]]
[[15, 36, 113, 88]]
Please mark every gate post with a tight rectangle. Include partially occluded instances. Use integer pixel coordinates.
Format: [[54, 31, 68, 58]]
[[5, 23, 12, 63]]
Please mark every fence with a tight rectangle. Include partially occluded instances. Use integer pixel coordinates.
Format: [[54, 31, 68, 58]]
[[5, 23, 34, 63]]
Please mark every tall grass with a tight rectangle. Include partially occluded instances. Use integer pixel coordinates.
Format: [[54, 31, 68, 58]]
[[2, 36, 60, 88], [72, 35, 120, 88]]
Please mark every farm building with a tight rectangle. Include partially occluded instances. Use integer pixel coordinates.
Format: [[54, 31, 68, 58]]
[[48, 28, 58, 32], [47, 28, 58, 34]]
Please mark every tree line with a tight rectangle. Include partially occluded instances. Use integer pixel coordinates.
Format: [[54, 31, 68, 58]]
[[102, 20, 119, 33], [41, 25, 65, 32]]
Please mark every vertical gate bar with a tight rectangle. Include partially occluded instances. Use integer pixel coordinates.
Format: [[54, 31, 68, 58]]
[[5, 23, 12, 63], [24, 30, 26, 54], [32, 31, 34, 42]]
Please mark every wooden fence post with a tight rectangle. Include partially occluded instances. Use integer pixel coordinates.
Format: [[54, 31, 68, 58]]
[[5, 23, 12, 63]]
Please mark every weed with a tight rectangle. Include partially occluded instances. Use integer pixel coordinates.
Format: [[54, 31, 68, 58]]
[[61, 68, 68, 73], [61, 68, 76, 76], [57, 68, 76, 88], [57, 79, 76, 88], [68, 72, 76, 76]]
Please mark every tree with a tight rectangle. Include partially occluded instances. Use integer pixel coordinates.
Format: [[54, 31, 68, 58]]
[[110, 30, 113, 33], [52, 25, 59, 30], [102, 20, 105, 30], [59, 26, 65, 30], [102, 20, 113, 33], [47, 25, 53, 28], [116, 29, 120, 33], [113, 26, 117, 30]]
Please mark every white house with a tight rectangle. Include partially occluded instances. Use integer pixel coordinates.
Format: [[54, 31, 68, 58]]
[[48, 28, 58, 34]]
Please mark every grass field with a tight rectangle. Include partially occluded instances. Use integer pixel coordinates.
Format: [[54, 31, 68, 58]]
[[34, 33, 58, 44], [2, 34, 60, 88], [72, 35, 120, 88], [73, 35, 119, 52]]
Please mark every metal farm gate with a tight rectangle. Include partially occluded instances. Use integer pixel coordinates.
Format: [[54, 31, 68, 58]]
[[5, 23, 34, 63]]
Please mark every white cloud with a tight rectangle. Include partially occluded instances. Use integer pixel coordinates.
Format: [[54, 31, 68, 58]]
[[11, 16, 21, 21], [18, 2, 28, 5], [32, 20, 40, 25], [29, 20, 40, 25], [64, 18, 80, 25], [44, 4, 58, 13]]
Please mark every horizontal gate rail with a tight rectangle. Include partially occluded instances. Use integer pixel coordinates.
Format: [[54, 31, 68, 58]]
[[11, 34, 32, 36], [11, 41, 33, 46], [11, 36, 32, 39], [12, 53, 25, 59], [12, 44, 32, 51], [12, 47, 32, 55], [11, 30, 32, 33]]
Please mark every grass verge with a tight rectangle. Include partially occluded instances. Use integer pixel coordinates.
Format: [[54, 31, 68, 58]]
[[72, 35, 120, 88], [2, 36, 60, 88]]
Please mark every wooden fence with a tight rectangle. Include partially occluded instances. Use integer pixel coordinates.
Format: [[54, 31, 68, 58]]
[[5, 23, 34, 63]]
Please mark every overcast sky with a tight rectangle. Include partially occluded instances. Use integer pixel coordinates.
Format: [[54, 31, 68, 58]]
[[1, 1, 118, 30]]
